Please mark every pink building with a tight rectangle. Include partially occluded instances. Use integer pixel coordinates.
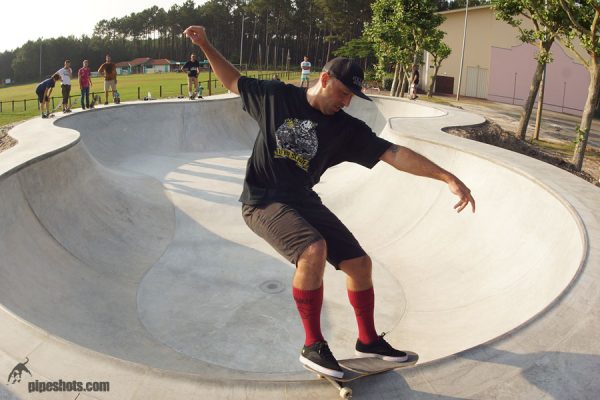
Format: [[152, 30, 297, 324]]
[[430, 5, 589, 116]]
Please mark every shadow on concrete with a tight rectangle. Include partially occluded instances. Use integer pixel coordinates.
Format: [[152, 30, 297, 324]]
[[461, 346, 600, 399]]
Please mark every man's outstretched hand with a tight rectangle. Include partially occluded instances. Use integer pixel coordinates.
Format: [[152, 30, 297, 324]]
[[448, 176, 476, 213], [184, 26, 208, 48]]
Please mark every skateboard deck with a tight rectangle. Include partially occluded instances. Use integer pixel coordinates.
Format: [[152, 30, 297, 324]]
[[304, 351, 418, 399]]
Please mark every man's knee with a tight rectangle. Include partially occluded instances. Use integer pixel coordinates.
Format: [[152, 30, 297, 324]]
[[340, 255, 372, 278], [299, 239, 327, 264]]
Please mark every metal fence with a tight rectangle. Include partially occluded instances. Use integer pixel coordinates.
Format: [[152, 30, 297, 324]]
[[0, 70, 303, 113]]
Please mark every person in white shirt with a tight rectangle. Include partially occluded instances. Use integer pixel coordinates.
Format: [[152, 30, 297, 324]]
[[300, 56, 311, 88], [56, 60, 73, 113]]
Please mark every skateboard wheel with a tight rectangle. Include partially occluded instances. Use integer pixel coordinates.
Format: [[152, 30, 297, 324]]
[[339, 387, 352, 399]]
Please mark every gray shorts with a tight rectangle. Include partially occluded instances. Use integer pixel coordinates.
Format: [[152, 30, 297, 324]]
[[104, 79, 117, 91], [242, 201, 366, 269]]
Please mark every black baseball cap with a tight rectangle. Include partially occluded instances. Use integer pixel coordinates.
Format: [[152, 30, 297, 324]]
[[322, 57, 371, 101]]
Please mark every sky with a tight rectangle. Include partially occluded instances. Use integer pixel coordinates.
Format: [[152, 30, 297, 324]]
[[0, 1, 192, 53]]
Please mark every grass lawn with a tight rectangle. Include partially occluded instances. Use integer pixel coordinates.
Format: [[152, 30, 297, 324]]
[[0, 70, 304, 126]]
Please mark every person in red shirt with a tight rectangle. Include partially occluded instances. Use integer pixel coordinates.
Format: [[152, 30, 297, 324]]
[[78, 60, 93, 109]]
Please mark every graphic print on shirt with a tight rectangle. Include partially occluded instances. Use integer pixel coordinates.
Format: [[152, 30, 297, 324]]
[[274, 118, 318, 171]]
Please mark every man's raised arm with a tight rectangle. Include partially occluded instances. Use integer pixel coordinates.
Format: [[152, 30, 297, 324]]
[[380, 144, 476, 213], [184, 26, 241, 95]]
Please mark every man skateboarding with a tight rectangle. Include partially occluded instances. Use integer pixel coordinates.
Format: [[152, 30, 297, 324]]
[[184, 25, 476, 380]]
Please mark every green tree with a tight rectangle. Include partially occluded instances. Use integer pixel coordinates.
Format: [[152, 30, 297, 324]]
[[2, 0, 376, 83], [559, 0, 600, 171], [365, 0, 408, 91], [493, 0, 572, 140], [0, 50, 15, 83], [333, 37, 375, 69], [423, 30, 451, 97], [365, 0, 444, 96]]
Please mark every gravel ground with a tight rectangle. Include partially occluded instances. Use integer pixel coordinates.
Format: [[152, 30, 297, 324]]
[[0, 124, 17, 152], [432, 96, 600, 187], [444, 119, 600, 187]]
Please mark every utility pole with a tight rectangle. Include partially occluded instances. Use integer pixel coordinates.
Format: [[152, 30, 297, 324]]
[[533, 0, 548, 141], [239, 15, 249, 69], [39, 39, 43, 81], [456, 0, 469, 101]]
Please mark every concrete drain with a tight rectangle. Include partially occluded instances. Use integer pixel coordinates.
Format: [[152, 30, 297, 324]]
[[259, 280, 285, 294]]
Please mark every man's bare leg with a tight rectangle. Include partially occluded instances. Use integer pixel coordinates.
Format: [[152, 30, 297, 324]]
[[293, 240, 327, 344], [294, 239, 343, 377], [339, 255, 373, 291], [340, 255, 408, 361], [293, 239, 327, 290]]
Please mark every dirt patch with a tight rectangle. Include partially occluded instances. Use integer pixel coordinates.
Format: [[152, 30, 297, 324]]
[[444, 119, 600, 188], [0, 124, 17, 153]]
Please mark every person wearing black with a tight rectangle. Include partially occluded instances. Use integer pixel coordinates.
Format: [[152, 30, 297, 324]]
[[410, 66, 420, 100], [182, 53, 201, 99], [184, 25, 476, 379]]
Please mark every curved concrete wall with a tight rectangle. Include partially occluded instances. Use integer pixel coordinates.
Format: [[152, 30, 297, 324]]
[[0, 94, 598, 399]]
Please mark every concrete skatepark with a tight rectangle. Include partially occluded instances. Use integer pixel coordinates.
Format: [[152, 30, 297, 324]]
[[1, 93, 599, 399]]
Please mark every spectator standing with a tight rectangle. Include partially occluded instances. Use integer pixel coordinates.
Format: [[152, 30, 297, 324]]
[[56, 60, 72, 113], [410, 66, 420, 100], [98, 55, 117, 105], [78, 60, 93, 109], [182, 53, 201, 99], [300, 56, 311, 88]]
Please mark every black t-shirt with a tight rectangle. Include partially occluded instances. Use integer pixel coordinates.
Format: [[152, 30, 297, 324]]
[[237, 76, 392, 205], [183, 60, 201, 77]]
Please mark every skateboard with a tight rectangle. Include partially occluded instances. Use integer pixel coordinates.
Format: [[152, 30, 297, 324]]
[[89, 94, 101, 108], [47, 98, 78, 118], [304, 352, 419, 399]]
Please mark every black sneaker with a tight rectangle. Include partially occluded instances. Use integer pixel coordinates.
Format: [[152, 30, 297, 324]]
[[355, 333, 408, 362], [41, 114, 48, 119], [300, 341, 344, 379]]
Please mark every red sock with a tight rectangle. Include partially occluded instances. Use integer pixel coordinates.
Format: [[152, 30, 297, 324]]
[[348, 287, 378, 345], [293, 285, 325, 346]]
